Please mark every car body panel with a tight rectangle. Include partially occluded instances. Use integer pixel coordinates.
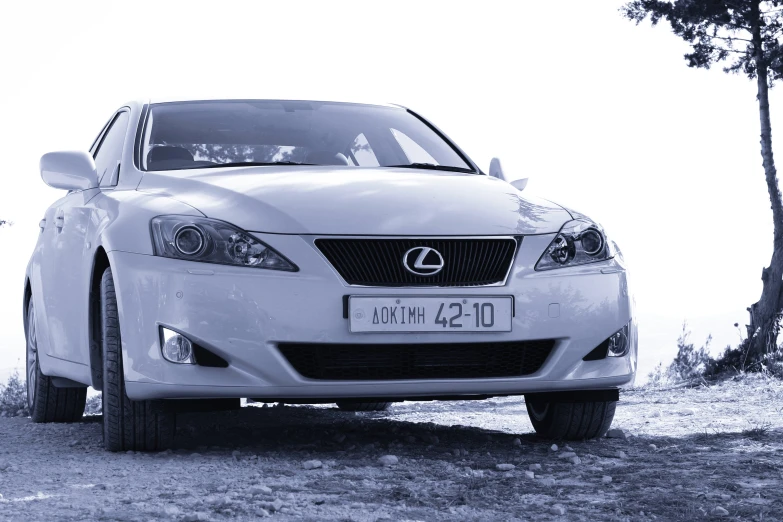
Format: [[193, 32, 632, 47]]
[[137, 168, 571, 236], [38, 188, 100, 364], [147, 96, 401, 108]]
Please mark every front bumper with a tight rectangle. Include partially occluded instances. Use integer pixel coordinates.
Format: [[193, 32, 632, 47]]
[[108, 233, 637, 401]]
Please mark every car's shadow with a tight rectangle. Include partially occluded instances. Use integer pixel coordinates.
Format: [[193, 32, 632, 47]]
[[163, 404, 536, 454]]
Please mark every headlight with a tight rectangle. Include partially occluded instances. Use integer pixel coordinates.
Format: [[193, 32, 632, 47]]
[[150, 216, 297, 271], [535, 219, 617, 271]]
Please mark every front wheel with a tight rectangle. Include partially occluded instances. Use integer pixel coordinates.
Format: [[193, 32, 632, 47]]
[[100, 268, 175, 452], [25, 299, 87, 423], [525, 398, 616, 440]]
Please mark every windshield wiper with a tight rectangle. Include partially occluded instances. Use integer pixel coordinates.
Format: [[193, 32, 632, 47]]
[[197, 161, 317, 169], [383, 163, 474, 173]]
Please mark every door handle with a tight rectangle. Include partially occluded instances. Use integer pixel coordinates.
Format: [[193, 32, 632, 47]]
[[55, 211, 64, 230]]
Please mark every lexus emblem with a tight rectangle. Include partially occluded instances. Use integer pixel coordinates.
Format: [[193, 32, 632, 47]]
[[403, 246, 444, 276]]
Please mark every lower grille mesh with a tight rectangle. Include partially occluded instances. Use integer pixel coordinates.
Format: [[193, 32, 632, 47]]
[[278, 341, 555, 380]]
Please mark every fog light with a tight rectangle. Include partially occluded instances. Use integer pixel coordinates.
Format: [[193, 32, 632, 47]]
[[607, 324, 630, 357], [160, 327, 195, 364]]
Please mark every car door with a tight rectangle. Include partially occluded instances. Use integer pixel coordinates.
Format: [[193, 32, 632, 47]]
[[39, 110, 130, 364]]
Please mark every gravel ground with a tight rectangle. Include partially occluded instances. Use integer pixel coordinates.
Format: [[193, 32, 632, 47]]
[[1, 375, 782, 521]]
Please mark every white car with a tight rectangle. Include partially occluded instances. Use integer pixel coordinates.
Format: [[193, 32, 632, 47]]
[[24, 98, 636, 451]]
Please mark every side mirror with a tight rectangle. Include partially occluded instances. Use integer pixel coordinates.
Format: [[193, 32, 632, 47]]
[[510, 178, 529, 191], [489, 157, 506, 181], [40, 151, 98, 191]]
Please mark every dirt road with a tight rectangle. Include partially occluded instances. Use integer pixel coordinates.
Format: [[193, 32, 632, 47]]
[[1, 375, 782, 521]]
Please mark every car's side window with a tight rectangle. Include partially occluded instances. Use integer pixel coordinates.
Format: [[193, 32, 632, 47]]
[[347, 133, 380, 167], [94, 111, 130, 187], [89, 118, 112, 155], [390, 128, 438, 165]]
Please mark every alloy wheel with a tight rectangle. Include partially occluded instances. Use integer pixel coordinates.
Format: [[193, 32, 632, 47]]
[[26, 302, 38, 409]]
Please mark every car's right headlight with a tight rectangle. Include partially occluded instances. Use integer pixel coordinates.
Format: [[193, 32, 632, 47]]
[[535, 219, 618, 271], [150, 215, 297, 271]]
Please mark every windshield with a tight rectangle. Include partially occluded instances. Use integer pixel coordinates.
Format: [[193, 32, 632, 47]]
[[141, 100, 474, 172]]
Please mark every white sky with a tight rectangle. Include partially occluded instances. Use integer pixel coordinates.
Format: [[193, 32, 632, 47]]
[[0, 1, 775, 381]]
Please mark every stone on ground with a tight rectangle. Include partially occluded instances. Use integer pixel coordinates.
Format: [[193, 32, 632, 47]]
[[606, 428, 626, 439], [182, 513, 210, 522], [495, 463, 515, 471], [302, 460, 322, 470], [378, 455, 399, 466]]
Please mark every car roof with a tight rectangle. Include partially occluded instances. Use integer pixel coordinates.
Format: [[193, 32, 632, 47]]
[[143, 96, 404, 109]]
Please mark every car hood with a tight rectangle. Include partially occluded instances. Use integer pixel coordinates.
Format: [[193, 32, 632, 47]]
[[137, 166, 572, 235]]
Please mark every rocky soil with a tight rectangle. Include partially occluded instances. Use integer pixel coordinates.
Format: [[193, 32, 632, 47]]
[[1, 375, 782, 521]]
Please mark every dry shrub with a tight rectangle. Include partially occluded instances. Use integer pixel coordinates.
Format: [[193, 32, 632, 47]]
[[0, 371, 29, 417], [647, 323, 712, 385]]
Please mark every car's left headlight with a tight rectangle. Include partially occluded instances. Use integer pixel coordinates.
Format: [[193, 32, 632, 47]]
[[150, 216, 298, 271], [535, 219, 618, 271]]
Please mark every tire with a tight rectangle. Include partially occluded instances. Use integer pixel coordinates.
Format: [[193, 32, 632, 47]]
[[25, 299, 87, 423], [525, 398, 616, 440], [100, 268, 175, 452], [336, 401, 392, 412]]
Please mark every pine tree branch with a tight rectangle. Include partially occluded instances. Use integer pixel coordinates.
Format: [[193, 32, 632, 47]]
[[709, 35, 753, 43], [723, 0, 754, 14], [723, 22, 753, 32], [704, 45, 749, 54]]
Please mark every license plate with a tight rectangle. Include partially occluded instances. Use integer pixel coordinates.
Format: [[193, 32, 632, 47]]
[[348, 296, 513, 333]]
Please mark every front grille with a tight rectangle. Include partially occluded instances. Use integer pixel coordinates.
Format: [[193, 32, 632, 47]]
[[278, 340, 554, 380], [315, 237, 519, 287]]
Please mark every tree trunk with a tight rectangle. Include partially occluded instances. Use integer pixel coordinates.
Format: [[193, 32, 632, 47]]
[[749, 4, 783, 360]]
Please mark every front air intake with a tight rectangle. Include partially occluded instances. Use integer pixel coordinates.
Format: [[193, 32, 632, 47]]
[[278, 340, 554, 380]]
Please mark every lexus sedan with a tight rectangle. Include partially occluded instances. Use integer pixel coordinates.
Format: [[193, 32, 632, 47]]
[[24, 98, 636, 451]]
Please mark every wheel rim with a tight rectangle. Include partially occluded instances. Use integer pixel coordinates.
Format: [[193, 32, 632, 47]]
[[26, 302, 38, 409], [528, 401, 550, 422]]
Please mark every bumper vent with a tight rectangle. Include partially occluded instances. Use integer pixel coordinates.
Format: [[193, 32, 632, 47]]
[[278, 340, 554, 381], [315, 237, 518, 287]]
